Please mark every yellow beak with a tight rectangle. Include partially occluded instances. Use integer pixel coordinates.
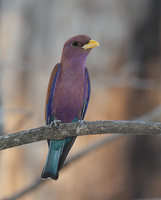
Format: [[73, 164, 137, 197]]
[[82, 40, 99, 50]]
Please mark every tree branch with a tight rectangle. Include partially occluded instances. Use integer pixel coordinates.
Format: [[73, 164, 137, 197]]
[[1, 120, 161, 151]]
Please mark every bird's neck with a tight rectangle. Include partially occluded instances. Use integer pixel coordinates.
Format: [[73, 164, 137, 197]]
[[61, 54, 87, 72]]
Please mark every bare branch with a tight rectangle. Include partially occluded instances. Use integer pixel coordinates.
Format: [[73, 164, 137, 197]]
[[1, 120, 161, 151]]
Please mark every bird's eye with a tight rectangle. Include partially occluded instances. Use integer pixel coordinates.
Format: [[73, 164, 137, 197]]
[[71, 41, 79, 47]]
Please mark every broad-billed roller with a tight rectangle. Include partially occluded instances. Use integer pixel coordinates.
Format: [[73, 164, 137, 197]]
[[41, 35, 99, 180]]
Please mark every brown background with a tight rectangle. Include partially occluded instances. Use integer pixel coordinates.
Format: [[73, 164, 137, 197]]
[[0, 0, 161, 199]]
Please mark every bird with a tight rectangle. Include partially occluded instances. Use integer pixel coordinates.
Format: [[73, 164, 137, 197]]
[[41, 35, 99, 180]]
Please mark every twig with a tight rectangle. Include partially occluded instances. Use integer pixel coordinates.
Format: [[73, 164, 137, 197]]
[[1, 120, 161, 151], [2, 179, 44, 200]]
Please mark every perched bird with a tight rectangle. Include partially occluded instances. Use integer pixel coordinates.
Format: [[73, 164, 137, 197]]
[[41, 35, 99, 180]]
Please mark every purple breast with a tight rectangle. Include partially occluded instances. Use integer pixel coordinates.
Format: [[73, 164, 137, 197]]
[[52, 70, 85, 122]]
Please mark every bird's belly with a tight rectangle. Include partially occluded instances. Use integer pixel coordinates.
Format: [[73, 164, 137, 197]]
[[52, 85, 84, 122]]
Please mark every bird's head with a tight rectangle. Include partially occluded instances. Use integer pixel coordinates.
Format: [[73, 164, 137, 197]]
[[61, 35, 99, 65]]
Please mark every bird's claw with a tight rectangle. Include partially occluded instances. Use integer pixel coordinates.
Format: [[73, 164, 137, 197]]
[[78, 120, 87, 128], [51, 120, 62, 129]]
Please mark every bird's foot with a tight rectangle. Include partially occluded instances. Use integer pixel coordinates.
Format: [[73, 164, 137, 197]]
[[51, 120, 62, 129], [78, 120, 87, 128]]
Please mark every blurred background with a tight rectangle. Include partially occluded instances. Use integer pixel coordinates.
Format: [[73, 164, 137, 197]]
[[0, 0, 161, 199]]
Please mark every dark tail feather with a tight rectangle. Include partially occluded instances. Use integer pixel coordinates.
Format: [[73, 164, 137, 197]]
[[41, 140, 65, 180], [41, 137, 76, 180], [58, 137, 76, 170]]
